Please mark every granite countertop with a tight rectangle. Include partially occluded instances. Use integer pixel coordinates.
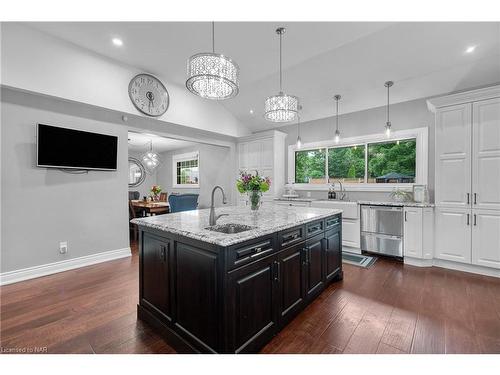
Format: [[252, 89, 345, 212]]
[[275, 196, 434, 207], [131, 205, 342, 247], [273, 197, 318, 202], [357, 200, 435, 208]]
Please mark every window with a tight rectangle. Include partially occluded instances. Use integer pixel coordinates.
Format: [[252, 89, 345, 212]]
[[328, 145, 365, 184], [367, 139, 416, 183], [295, 148, 327, 184], [173, 152, 199, 188], [289, 128, 426, 190]]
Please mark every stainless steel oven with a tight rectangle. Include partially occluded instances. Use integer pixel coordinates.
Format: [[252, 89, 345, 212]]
[[360, 205, 403, 258]]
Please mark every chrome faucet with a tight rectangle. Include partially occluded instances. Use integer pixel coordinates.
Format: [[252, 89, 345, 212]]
[[209, 185, 228, 226], [334, 180, 347, 201]]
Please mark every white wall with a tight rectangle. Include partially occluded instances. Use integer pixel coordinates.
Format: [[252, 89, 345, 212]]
[[0, 23, 250, 138], [156, 144, 234, 209], [1, 92, 129, 273], [128, 150, 157, 199]]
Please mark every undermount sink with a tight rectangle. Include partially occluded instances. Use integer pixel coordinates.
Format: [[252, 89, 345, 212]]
[[205, 223, 256, 234], [311, 200, 359, 219]]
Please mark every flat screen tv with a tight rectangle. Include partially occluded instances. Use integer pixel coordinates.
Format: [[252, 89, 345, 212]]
[[37, 124, 118, 171]]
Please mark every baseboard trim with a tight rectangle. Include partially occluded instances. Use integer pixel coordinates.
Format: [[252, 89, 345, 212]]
[[343, 246, 361, 255], [404, 257, 433, 267], [0, 247, 132, 286], [404, 257, 500, 278]]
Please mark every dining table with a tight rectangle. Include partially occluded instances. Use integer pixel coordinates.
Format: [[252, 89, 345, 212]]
[[130, 200, 170, 216]]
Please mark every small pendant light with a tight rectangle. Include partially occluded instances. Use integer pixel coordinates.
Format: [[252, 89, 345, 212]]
[[296, 105, 303, 149], [141, 140, 161, 174], [384, 81, 394, 137], [334, 95, 341, 144]]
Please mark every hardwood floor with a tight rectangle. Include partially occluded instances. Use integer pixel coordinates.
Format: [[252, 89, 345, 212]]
[[1, 243, 499, 354]]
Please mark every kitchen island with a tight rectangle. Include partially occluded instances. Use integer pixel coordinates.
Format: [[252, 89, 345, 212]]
[[132, 205, 343, 353]]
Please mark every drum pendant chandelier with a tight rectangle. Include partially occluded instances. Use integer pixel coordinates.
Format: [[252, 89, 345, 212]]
[[264, 27, 299, 122], [186, 22, 239, 100]]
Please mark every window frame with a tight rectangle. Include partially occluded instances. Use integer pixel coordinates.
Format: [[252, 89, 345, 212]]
[[288, 127, 428, 192], [172, 151, 200, 188]]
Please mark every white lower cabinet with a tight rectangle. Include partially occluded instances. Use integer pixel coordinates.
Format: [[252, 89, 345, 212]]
[[403, 207, 423, 258], [342, 218, 360, 249], [435, 207, 472, 264], [403, 207, 434, 260], [472, 209, 500, 269]]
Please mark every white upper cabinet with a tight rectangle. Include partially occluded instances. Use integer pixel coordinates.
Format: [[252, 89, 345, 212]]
[[237, 131, 286, 200], [472, 209, 500, 269], [434, 207, 471, 264], [238, 143, 248, 171], [435, 103, 472, 208], [246, 141, 261, 171], [403, 207, 423, 258], [472, 98, 500, 210], [260, 139, 274, 170]]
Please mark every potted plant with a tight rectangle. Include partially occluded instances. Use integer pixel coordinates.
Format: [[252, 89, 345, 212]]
[[150, 185, 162, 201], [236, 171, 271, 211]]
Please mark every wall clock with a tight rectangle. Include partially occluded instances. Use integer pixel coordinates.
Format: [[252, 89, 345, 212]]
[[128, 73, 169, 117]]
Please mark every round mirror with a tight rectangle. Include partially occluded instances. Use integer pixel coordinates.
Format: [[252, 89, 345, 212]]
[[128, 157, 146, 187]]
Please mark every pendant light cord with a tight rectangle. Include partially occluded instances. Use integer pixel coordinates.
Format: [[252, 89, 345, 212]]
[[297, 114, 300, 138], [386, 84, 390, 123], [336, 99, 339, 131], [212, 21, 215, 53], [279, 30, 283, 92]]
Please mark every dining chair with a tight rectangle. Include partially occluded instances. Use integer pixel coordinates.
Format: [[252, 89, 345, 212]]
[[168, 194, 199, 213], [128, 191, 140, 200], [129, 200, 139, 242], [159, 192, 168, 202]]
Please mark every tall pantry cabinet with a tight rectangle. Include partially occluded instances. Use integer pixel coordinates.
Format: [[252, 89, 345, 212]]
[[428, 86, 500, 269], [236, 130, 287, 206]]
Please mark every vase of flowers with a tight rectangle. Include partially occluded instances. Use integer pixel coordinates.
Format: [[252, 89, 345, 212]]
[[236, 171, 271, 211], [150, 185, 162, 201]]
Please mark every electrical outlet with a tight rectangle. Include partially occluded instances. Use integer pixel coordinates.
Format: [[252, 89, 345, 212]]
[[59, 241, 68, 254]]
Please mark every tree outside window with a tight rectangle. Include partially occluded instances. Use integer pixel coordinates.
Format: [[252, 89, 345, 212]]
[[294, 138, 417, 184], [328, 145, 365, 184], [367, 139, 416, 183], [295, 148, 327, 183]]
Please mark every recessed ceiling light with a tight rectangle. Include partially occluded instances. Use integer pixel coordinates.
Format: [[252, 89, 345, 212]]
[[112, 38, 123, 47], [249, 109, 254, 115], [465, 45, 476, 54]]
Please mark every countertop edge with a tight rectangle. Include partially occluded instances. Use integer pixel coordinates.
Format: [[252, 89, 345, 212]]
[[132, 208, 342, 247]]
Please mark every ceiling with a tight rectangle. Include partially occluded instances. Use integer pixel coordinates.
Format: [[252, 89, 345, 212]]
[[128, 132, 196, 153], [30, 22, 500, 132]]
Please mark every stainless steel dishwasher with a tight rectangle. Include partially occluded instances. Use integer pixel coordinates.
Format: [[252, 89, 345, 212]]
[[360, 205, 403, 257]]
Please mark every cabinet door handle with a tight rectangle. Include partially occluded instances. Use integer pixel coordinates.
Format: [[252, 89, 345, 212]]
[[466, 214, 470, 226], [275, 261, 280, 282], [474, 193, 477, 205], [159, 245, 167, 262], [404, 212, 408, 222], [302, 247, 309, 265], [466, 193, 470, 205], [474, 214, 477, 226]]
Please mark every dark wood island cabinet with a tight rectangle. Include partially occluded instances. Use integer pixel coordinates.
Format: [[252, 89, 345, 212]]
[[133, 206, 342, 353]]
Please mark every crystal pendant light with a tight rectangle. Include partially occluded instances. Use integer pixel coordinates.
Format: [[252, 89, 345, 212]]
[[296, 105, 303, 149], [186, 22, 239, 100], [384, 81, 394, 137], [333, 95, 341, 144], [141, 140, 161, 174], [264, 27, 299, 122]]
